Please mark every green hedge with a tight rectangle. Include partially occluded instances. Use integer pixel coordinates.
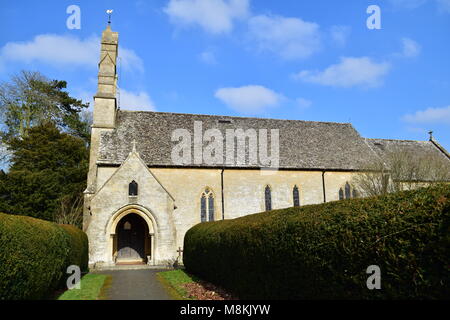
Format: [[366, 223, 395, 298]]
[[184, 184, 450, 299], [59, 224, 89, 273], [0, 213, 89, 300]]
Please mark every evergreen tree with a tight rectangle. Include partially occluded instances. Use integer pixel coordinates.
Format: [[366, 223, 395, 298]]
[[0, 123, 88, 225]]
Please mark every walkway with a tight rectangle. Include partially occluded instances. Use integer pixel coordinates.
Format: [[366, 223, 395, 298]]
[[97, 269, 173, 300]]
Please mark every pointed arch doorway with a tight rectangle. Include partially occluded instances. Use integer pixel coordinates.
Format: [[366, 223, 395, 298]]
[[115, 213, 147, 263], [109, 207, 156, 265]]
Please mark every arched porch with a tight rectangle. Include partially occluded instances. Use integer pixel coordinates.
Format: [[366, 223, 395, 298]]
[[106, 205, 157, 265]]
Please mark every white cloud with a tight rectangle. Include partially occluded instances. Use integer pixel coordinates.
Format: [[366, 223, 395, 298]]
[[403, 106, 450, 124], [164, 0, 249, 34], [72, 88, 156, 111], [73, 89, 95, 110], [215, 85, 283, 114], [401, 37, 421, 58], [437, 0, 450, 12], [119, 89, 156, 111], [0, 34, 98, 67], [296, 98, 312, 109], [119, 48, 144, 72], [389, 0, 450, 12], [330, 25, 351, 47], [0, 34, 143, 72], [199, 50, 217, 64], [294, 57, 391, 88], [389, 0, 428, 9], [248, 14, 321, 60]]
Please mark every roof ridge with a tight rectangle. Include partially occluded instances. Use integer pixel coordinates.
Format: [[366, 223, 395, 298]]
[[363, 138, 387, 165], [366, 138, 429, 143], [430, 138, 450, 160], [118, 110, 352, 126]]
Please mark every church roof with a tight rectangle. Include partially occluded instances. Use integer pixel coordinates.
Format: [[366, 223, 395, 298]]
[[366, 138, 450, 162], [97, 110, 450, 171], [97, 111, 377, 170]]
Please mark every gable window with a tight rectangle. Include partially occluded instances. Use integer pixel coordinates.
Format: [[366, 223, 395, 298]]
[[129, 180, 138, 196], [265, 185, 272, 211], [293, 185, 300, 207], [200, 188, 215, 222]]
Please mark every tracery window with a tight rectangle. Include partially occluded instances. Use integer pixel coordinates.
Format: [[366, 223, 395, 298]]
[[339, 182, 359, 200], [345, 182, 351, 199], [339, 188, 344, 200], [265, 185, 272, 211], [293, 185, 300, 207], [201, 188, 215, 222]]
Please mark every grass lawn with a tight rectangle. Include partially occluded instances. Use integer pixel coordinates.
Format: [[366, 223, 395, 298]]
[[157, 269, 199, 300], [57, 273, 111, 300]]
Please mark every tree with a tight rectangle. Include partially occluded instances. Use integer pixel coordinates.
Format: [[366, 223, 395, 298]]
[[0, 123, 88, 226], [352, 149, 450, 197], [0, 141, 11, 169], [0, 70, 90, 143]]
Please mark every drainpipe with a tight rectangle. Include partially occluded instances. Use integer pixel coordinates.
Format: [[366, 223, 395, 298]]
[[322, 171, 327, 203], [221, 168, 225, 220]]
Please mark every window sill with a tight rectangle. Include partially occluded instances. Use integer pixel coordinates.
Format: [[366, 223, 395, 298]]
[[128, 195, 138, 203]]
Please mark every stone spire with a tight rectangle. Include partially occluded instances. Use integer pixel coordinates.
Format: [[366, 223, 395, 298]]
[[93, 24, 119, 129]]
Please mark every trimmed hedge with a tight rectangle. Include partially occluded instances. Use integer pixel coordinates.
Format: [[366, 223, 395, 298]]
[[59, 224, 89, 273], [0, 213, 89, 300], [184, 184, 450, 299]]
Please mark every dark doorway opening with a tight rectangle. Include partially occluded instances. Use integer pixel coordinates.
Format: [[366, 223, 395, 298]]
[[115, 213, 148, 263]]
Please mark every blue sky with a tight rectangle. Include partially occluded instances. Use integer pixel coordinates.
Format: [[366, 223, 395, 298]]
[[0, 0, 449, 150]]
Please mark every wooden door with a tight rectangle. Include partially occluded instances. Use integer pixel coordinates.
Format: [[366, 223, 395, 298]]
[[117, 214, 145, 260]]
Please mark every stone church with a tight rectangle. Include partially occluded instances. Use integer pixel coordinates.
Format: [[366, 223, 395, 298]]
[[83, 25, 450, 267]]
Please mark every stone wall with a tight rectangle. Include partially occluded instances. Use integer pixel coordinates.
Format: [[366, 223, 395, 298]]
[[89, 164, 359, 266], [86, 152, 177, 266]]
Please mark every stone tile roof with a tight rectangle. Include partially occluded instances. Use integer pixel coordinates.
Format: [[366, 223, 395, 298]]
[[98, 110, 381, 170], [97, 110, 450, 171], [365, 138, 450, 162], [365, 138, 450, 181]]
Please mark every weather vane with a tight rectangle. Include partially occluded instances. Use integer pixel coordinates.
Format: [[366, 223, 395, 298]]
[[106, 9, 113, 25]]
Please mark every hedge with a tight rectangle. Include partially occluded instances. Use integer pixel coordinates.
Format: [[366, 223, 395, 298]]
[[0, 213, 89, 300], [59, 224, 89, 273], [184, 184, 450, 299]]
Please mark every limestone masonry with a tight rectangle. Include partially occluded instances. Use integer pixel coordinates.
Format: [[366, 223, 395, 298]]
[[84, 25, 450, 267]]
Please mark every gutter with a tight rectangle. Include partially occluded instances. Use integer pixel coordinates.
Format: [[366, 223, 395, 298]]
[[221, 168, 225, 220], [322, 171, 327, 203]]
